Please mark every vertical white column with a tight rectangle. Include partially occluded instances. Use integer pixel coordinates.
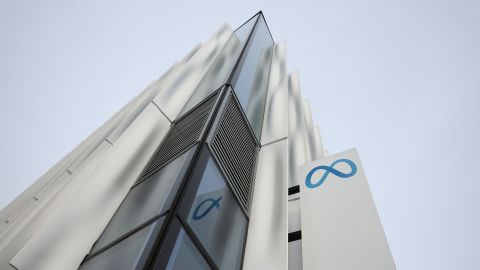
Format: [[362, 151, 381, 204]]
[[243, 42, 288, 270]]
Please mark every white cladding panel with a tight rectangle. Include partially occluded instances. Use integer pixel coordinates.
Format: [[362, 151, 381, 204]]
[[287, 197, 301, 233], [10, 103, 171, 270], [0, 95, 131, 238], [243, 139, 288, 270], [299, 148, 395, 270], [179, 29, 244, 116], [302, 100, 317, 160], [261, 42, 288, 145], [314, 125, 325, 159], [0, 141, 111, 267], [288, 72, 309, 187], [153, 24, 233, 121], [288, 240, 303, 270], [106, 79, 165, 143]]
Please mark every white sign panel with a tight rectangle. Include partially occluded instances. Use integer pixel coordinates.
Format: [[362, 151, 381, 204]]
[[299, 148, 395, 270]]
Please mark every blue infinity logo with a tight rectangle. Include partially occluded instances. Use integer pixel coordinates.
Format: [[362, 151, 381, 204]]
[[192, 196, 222, 220], [305, 159, 357, 188]]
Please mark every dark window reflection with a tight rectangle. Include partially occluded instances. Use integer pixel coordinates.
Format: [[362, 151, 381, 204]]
[[91, 148, 194, 253], [181, 152, 247, 270], [80, 219, 163, 270], [165, 227, 211, 270], [231, 14, 274, 139]]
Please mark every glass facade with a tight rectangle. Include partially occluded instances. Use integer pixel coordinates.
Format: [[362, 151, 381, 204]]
[[80, 219, 164, 270], [180, 151, 247, 270], [81, 147, 196, 269], [82, 12, 271, 270], [178, 14, 260, 117], [234, 13, 259, 43], [231, 14, 274, 139], [164, 226, 211, 270], [91, 148, 194, 253]]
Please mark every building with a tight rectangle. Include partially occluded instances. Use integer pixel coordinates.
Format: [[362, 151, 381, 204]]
[[0, 12, 395, 270]]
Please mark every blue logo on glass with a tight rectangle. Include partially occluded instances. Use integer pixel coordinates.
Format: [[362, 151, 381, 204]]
[[192, 196, 222, 220], [305, 159, 357, 189]]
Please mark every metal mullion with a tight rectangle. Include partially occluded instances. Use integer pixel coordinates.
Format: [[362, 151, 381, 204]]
[[257, 12, 275, 44], [227, 13, 261, 85], [246, 145, 260, 214], [82, 211, 169, 264], [175, 215, 220, 270], [233, 11, 261, 32], [250, 40, 274, 143]]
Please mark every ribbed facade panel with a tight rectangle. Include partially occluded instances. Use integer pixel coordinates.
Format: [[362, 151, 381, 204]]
[[243, 139, 288, 270], [11, 104, 171, 270], [152, 24, 234, 120], [260, 41, 288, 145], [287, 72, 310, 187]]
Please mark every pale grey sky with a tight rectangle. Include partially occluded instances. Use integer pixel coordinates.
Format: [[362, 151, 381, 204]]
[[1, 0, 479, 269]]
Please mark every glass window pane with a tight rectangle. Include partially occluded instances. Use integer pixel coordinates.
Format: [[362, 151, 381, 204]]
[[234, 13, 258, 43], [165, 228, 211, 270], [182, 155, 247, 270], [80, 219, 163, 270], [232, 14, 274, 139], [178, 15, 259, 117], [92, 149, 193, 252]]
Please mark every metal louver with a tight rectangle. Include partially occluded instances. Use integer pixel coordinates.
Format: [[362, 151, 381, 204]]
[[138, 92, 219, 181], [208, 91, 258, 211]]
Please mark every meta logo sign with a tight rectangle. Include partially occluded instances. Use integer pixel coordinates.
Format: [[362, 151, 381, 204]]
[[192, 196, 222, 220], [299, 148, 396, 270], [305, 158, 357, 189]]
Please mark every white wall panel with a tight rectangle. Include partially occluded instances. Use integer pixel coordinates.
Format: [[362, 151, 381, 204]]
[[106, 79, 165, 144], [302, 100, 317, 161], [0, 95, 131, 235], [288, 240, 303, 270], [0, 141, 111, 268], [314, 125, 325, 159], [153, 25, 233, 120], [243, 139, 288, 270], [261, 42, 288, 145], [288, 198, 301, 233], [11, 103, 171, 270], [287, 72, 309, 187], [179, 30, 244, 116]]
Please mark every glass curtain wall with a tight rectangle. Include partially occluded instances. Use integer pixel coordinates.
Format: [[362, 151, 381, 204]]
[[230, 13, 274, 140], [79, 147, 196, 269], [81, 12, 273, 270], [178, 13, 260, 117], [154, 148, 248, 270]]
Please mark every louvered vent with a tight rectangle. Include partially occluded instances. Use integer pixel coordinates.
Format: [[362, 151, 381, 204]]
[[139, 93, 218, 180], [209, 94, 258, 211]]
